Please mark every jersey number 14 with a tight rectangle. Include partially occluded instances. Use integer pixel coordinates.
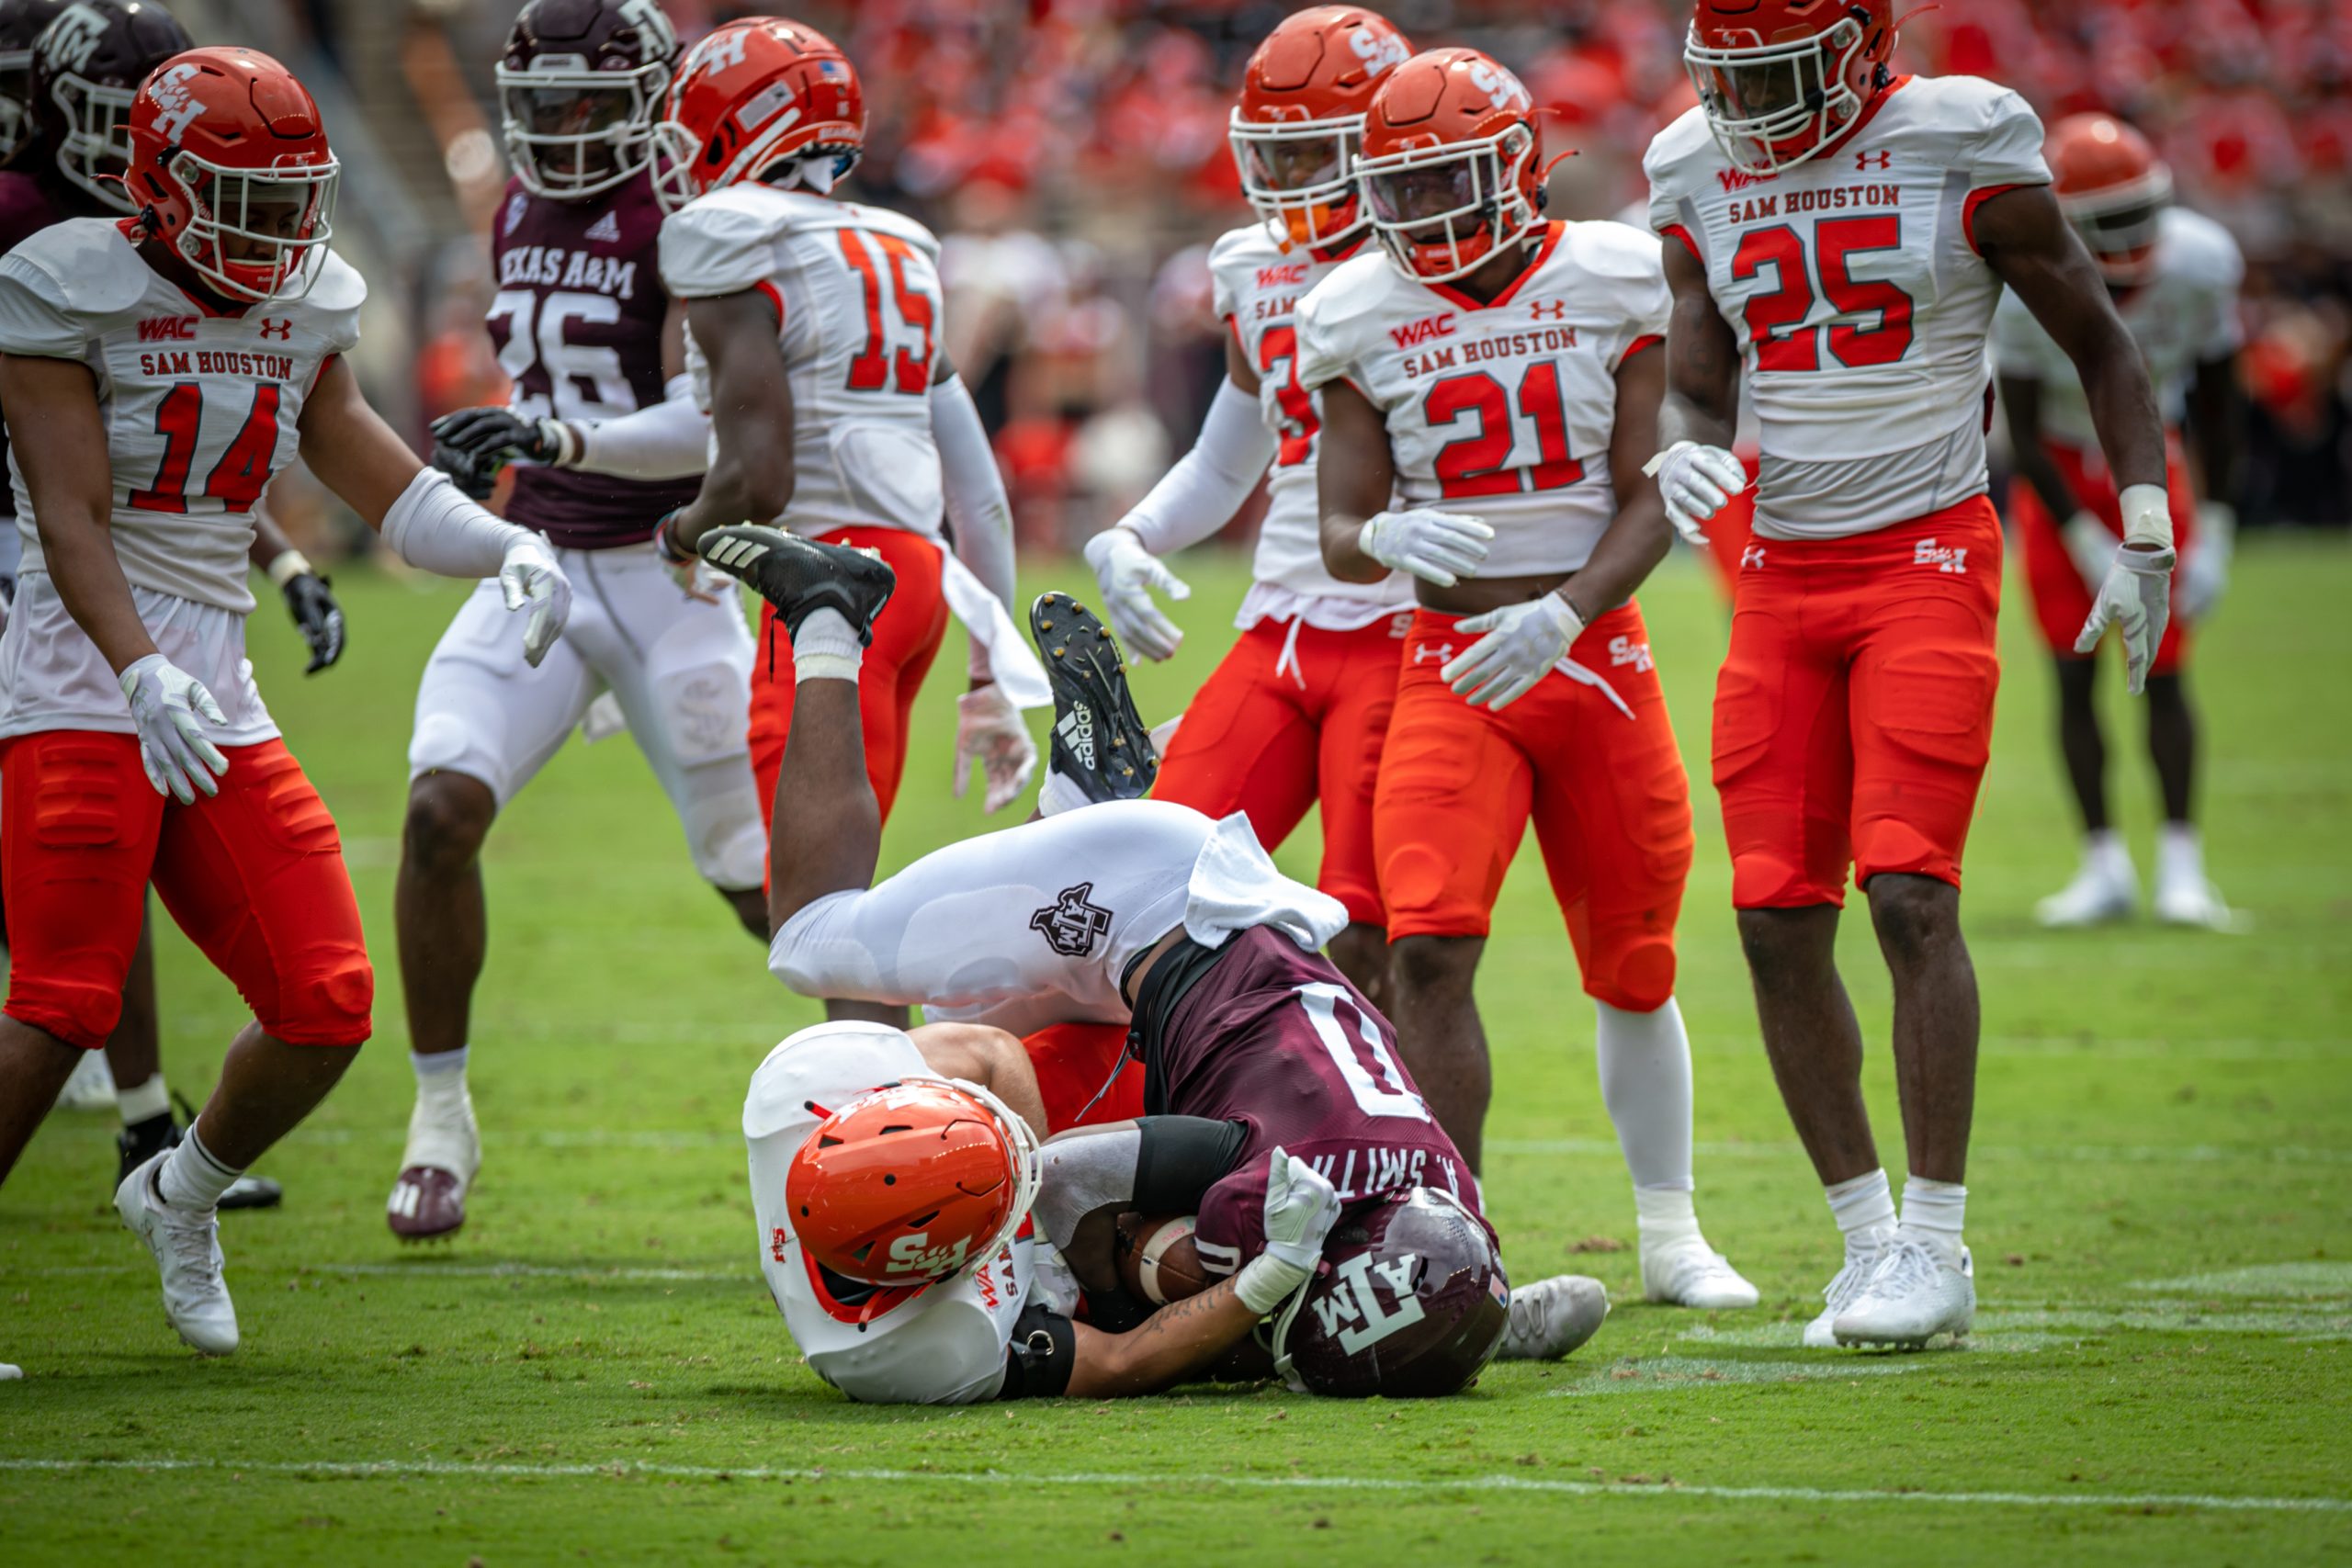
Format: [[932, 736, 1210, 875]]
[[127, 382, 280, 514]]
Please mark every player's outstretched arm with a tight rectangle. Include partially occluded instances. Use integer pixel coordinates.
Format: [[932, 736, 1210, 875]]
[[666, 291, 796, 556], [297, 356, 572, 667]]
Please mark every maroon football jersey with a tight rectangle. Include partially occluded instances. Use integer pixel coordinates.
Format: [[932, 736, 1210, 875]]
[[0, 170, 62, 524], [1146, 929, 1485, 1277], [487, 171, 700, 548]]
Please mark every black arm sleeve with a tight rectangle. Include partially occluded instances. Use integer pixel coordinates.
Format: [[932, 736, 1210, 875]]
[[996, 1303, 1076, 1401], [1133, 1115, 1250, 1214]]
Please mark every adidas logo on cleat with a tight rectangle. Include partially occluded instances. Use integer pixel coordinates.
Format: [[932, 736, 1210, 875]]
[[1057, 705, 1097, 770], [706, 536, 769, 570]]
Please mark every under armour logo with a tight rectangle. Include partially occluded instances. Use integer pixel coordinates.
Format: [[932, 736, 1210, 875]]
[[1741, 546, 1767, 570], [1528, 299, 1567, 321], [1412, 642, 1454, 665], [1856, 149, 1893, 171], [1031, 882, 1112, 958], [257, 318, 292, 340]]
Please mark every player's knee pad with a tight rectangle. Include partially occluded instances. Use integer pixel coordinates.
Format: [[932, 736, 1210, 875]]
[[261, 952, 375, 1047], [673, 758, 766, 890], [408, 711, 515, 808], [1586, 935, 1678, 1016], [5, 980, 124, 1054]]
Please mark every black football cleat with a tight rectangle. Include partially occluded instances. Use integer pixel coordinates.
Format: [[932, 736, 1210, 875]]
[[697, 525, 895, 642], [117, 1101, 283, 1212], [1030, 591, 1158, 806]]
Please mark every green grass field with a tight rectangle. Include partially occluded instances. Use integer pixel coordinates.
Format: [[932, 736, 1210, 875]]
[[4, 538, 2348, 1565]]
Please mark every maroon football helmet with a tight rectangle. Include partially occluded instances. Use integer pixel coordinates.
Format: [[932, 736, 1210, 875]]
[[1271, 1186, 1508, 1398], [30, 0, 190, 210], [0, 0, 67, 166], [498, 0, 680, 201]]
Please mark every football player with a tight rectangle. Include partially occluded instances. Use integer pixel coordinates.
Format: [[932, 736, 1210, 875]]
[[1995, 114, 2244, 931], [0, 47, 573, 1357], [1301, 47, 1755, 1311], [1645, 0, 2171, 1345], [0, 0, 337, 1203], [382, 0, 770, 1245], [552, 19, 1041, 854], [1079, 6, 1416, 1005], [695, 525, 1611, 1390]]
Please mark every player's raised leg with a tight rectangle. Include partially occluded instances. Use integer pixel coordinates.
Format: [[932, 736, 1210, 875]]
[[1031, 592, 1159, 813]]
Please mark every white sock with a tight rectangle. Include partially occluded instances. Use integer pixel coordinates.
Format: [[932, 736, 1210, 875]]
[[792, 607, 863, 684], [1898, 1175, 1966, 1263], [117, 1071, 168, 1127], [413, 1047, 469, 1112], [2084, 828, 2132, 881], [1593, 998, 1695, 1222], [157, 1125, 242, 1213], [1825, 1168, 1896, 1260], [1036, 769, 1091, 818], [2156, 822, 2203, 887]]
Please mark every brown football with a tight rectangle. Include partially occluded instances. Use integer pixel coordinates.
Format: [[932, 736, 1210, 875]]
[[1114, 1213, 1210, 1304]]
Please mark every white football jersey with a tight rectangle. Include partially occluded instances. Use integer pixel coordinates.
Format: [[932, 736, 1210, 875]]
[[0, 218, 364, 613], [1993, 206, 2243, 449], [661, 186, 946, 542], [1205, 224, 1408, 613], [744, 1025, 1042, 1405], [1645, 75, 2051, 538], [1294, 220, 1670, 577]]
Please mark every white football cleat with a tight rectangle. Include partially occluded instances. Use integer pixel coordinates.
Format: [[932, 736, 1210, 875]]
[[1803, 1242, 1886, 1348], [1833, 1238, 1973, 1348], [54, 1050, 116, 1111], [1, 1361, 21, 1380], [2153, 874, 2248, 933], [2035, 857, 2136, 928], [1496, 1273, 1610, 1360], [1641, 1236, 1761, 1309], [387, 1083, 481, 1242], [114, 1150, 238, 1356]]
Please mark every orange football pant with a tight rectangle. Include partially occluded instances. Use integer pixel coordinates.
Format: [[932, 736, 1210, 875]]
[[1, 731, 372, 1051], [1713, 496, 2004, 909], [2012, 433, 2196, 675], [1375, 603, 1692, 1013], [1023, 1021, 1147, 1133], [1151, 612, 1409, 927], [748, 526, 949, 825]]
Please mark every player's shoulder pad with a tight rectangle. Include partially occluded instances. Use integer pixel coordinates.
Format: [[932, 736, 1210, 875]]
[[1295, 250, 1396, 341], [1206, 221, 1281, 320], [1641, 105, 1717, 198], [2160, 207, 2245, 292], [300, 248, 368, 346], [659, 185, 786, 299], [833, 199, 942, 261], [1902, 73, 2048, 178], [1562, 219, 1666, 283], [2, 218, 153, 317]]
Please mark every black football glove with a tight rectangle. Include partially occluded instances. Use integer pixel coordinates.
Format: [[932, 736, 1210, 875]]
[[431, 438, 501, 500], [429, 406, 576, 467], [281, 570, 346, 674]]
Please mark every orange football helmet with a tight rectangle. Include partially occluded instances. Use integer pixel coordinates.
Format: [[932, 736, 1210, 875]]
[[1228, 6, 1413, 252], [1357, 47, 1545, 283], [125, 48, 339, 303], [1683, 0, 1898, 176], [651, 17, 863, 212], [785, 1077, 1041, 1289], [2049, 113, 2172, 288]]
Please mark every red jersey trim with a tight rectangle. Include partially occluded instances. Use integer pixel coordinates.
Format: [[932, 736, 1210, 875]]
[[1617, 333, 1664, 370], [1427, 221, 1566, 313], [308, 351, 337, 396], [1659, 222, 1702, 265], [1962, 183, 2034, 256], [753, 279, 786, 329]]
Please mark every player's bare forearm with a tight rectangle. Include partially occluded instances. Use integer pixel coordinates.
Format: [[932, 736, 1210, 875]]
[[0, 352, 155, 671], [1565, 344, 1674, 620], [1976, 186, 2165, 498], [298, 355, 438, 525], [674, 292, 795, 551], [1224, 329, 1262, 397], [249, 507, 294, 571], [1998, 374, 2083, 524], [1316, 378, 1396, 581], [2186, 353, 2242, 504], [1657, 240, 1739, 451], [1064, 1275, 1263, 1398]]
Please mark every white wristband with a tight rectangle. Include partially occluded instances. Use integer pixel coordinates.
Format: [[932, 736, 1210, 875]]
[[1234, 1251, 1314, 1315], [2119, 482, 2174, 551], [381, 467, 532, 580], [265, 549, 313, 587]]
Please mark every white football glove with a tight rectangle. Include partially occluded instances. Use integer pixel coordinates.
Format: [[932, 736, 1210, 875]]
[[1442, 591, 1586, 712], [953, 684, 1038, 814], [1358, 507, 1494, 587], [119, 653, 229, 804], [2075, 543, 2176, 695], [1643, 441, 1747, 546], [1082, 526, 1191, 662], [498, 534, 573, 668], [1233, 1145, 1345, 1314], [2060, 510, 2117, 594], [2177, 500, 2234, 621]]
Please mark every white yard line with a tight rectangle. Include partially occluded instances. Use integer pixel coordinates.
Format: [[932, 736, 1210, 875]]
[[0, 1455, 2341, 1514]]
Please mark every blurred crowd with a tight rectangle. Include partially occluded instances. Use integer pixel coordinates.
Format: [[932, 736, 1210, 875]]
[[334, 0, 2352, 553]]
